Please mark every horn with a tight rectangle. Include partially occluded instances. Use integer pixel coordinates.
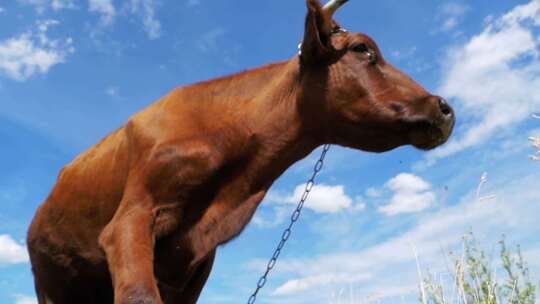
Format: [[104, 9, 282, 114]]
[[322, 0, 349, 17]]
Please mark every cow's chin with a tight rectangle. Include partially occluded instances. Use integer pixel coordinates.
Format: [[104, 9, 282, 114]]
[[409, 125, 451, 150]]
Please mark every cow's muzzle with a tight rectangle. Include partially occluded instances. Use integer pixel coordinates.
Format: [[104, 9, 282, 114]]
[[408, 96, 455, 150]]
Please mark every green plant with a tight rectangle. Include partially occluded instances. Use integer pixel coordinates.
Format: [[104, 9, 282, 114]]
[[499, 236, 536, 304], [420, 232, 537, 304]]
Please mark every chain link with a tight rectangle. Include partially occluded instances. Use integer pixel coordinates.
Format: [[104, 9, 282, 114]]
[[247, 144, 331, 304]]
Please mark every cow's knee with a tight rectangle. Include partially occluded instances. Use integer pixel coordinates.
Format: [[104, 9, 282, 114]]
[[118, 283, 162, 304]]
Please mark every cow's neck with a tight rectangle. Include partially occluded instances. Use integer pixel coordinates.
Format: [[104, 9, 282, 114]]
[[235, 57, 323, 190], [186, 58, 326, 260]]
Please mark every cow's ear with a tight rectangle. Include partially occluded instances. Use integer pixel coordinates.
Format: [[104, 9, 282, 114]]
[[301, 0, 336, 64]]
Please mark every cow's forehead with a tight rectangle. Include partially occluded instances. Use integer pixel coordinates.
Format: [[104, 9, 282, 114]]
[[331, 32, 380, 50]]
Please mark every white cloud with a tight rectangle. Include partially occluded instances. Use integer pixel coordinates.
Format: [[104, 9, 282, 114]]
[[279, 184, 354, 214], [274, 273, 371, 296], [366, 187, 382, 198], [391, 46, 416, 59], [436, 2, 470, 32], [89, 0, 116, 26], [378, 173, 436, 216], [530, 116, 540, 160], [530, 139, 540, 160], [89, 0, 161, 39], [105, 86, 118, 97], [258, 184, 363, 223], [252, 206, 290, 228], [254, 186, 367, 227], [386, 173, 431, 193], [500, 0, 540, 25], [51, 0, 76, 10], [18, 0, 75, 12], [128, 0, 161, 39], [14, 295, 37, 304], [197, 27, 226, 53], [246, 173, 540, 303], [442, 18, 458, 31], [0, 20, 74, 81], [0, 6, 5, 13], [426, 0, 540, 163], [0, 234, 29, 265], [17, 0, 48, 13], [352, 198, 366, 212]]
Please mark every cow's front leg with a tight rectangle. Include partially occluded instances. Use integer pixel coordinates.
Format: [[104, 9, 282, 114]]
[[99, 183, 162, 304]]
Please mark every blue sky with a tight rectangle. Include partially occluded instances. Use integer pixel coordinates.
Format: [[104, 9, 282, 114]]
[[1, 0, 540, 303]]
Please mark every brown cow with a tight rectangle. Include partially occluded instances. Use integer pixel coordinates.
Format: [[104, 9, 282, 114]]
[[27, 0, 455, 303]]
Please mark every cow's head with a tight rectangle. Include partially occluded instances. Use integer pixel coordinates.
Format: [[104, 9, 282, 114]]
[[298, 0, 455, 152]]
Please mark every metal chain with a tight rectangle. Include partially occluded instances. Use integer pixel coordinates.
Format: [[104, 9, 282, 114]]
[[247, 144, 331, 304]]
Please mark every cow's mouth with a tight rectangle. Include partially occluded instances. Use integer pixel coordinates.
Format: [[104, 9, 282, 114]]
[[397, 96, 455, 150], [408, 118, 455, 150]]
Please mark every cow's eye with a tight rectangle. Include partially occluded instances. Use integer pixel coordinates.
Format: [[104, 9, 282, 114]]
[[352, 43, 369, 53], [367, 50, 377, 64], [352, 43, 377, 64]]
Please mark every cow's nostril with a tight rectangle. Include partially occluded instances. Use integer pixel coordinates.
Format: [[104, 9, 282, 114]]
[[438, 98, 452, 116]]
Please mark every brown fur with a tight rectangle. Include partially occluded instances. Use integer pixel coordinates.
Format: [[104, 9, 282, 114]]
[[27, 1, 455, 303]]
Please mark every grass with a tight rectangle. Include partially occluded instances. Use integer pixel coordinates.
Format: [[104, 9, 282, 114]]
[[418, 121, 540, 303], [419, 232, 537, 304]]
